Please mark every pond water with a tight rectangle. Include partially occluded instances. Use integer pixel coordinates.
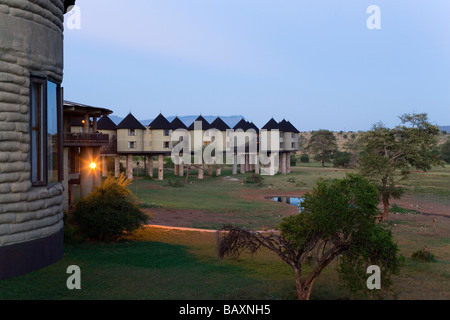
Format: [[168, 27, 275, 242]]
[[266, 196, 304, 211]]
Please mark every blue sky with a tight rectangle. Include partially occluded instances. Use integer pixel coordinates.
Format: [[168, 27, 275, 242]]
[[63, 0, 450, 131]]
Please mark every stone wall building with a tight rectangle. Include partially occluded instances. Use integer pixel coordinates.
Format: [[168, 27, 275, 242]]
[[0, 0, 75, 279]]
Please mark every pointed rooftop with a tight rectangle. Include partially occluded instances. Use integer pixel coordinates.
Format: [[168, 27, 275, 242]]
[[170, 116, 187, 130], [210, 117, 230, 131], [285, 120, 300, 133], [97, 115, 117, 131], [148, 113, 171, 130], [188, 115, 211, 131], [233, 119, 251, 131], [261, 118, 280, 131], [117, 113, 145, 130]]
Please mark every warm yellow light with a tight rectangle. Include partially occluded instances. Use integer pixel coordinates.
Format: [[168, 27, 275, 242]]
[[89, 162, 97, 170]]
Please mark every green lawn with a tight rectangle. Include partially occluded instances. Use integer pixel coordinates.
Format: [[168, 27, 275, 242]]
[[0, 163, 449, 300]]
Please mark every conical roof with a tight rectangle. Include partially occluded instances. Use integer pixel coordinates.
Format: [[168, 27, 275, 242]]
[[117, 113, 145, 130], [233, 119, 251, 131], [97, 115, 117, 131], [261, 118, 280, 131], [148, 113, 171, 130], [188, 115, 211, 130], [170, 117, 187, 130], [210, 117, 230, 131]]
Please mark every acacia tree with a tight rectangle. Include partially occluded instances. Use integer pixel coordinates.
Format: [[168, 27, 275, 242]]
[[357, 113, 443, 221], [306, 130, 338, 167], [218, 174, 402, 300]]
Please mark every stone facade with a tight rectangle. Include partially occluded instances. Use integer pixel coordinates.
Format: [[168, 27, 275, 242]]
[[0, 0, 68, 279]]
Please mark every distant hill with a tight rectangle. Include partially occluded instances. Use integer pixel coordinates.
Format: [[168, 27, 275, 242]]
[[109, 115, 245, 129], [439, 126, 450, 133]]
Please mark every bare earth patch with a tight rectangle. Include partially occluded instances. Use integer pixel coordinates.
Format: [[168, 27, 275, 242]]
[[143, 188, 448, 230], [389, 194, 450, 217], [144, 189, 305, 229]]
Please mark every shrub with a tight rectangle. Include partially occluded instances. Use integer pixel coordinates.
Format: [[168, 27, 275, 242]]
[[72, 174, 148, 242], [333, 151, 351, 168], [300, 154, 310, 163], [290, 156, 298, 166], [244, 173, 264, 186], [412, 247, 436, 262]]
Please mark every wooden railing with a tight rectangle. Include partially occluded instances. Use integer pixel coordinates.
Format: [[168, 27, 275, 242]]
[[64, 132, 110, 147]]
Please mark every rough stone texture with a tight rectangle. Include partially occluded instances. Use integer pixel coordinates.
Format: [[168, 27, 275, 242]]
[[0, 0, 65, 248]]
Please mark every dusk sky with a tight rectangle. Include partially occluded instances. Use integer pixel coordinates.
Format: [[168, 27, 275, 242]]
[[62, 0, 450, 131]]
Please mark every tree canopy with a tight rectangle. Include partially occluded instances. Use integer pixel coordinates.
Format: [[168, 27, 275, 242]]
[[218, 174, 402, 300], [306, 129, 338, 167], [357, 113, 443, 221]]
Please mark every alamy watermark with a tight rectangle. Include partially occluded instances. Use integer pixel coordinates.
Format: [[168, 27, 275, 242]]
[[367, 5, 381, 30], [366, 265, 381, 290], [65, 5, 81, 30], [66, 265, 81, 290]]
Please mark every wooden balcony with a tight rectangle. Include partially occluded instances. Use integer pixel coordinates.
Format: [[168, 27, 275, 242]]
[[64, 132, 110, 147], [100, 140, 118, 155]]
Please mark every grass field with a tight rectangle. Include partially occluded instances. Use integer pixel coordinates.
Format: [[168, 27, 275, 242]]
[[0, 162, 448, 300]]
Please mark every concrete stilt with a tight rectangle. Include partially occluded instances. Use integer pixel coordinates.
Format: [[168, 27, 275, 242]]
[[198, 163, 204, 179], [80, 147, 94, 198], [101, 155, 108, 178], [126, 154, 133, 180], [93, 147, 101, 187], [147, 156, 153, 178], [114, 155, 120, 178], [240, 162, 246, 174], [281, 152, 287, 174], [178, 163, 184, 177], [286, 152, 291, 174], [158, 154, 164, 180], [254, 155, 260, 174], [232, 154, 237, 175]]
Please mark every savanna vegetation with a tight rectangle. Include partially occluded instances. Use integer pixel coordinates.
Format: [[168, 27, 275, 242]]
[[1, 113, 448, 300]]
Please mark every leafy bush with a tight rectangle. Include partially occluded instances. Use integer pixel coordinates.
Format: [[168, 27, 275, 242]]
[[300, 154, 310, 163], [412, 247, 435, 262], [244, 173, 264, 186], [333, 151, 351, 168], [72, 174, 148, 242], [290, 156, 298, 166]]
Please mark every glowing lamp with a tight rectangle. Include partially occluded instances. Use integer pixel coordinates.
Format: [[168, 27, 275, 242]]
[[89, 162, 97, 170]]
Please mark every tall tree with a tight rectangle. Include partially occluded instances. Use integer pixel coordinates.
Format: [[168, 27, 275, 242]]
[[306, 130, 337, 167], [441, 136, 450, 163], [357, 113, 443, 221], [218, 174, 402, 300]]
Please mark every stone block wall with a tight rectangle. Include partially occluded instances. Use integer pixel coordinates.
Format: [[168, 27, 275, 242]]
[[0, 0, 66, 278]]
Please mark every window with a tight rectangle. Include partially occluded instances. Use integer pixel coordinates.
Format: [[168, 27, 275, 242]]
[[128, 129, 136, 136], [163, 142, 170, 149], [47, 81, 60, 184], [280, 142, 284, 148], [30, 76, 62, 186], [164, 129, 170, 136], [291, 142, 295, 149], [128, 141, 137, 149]]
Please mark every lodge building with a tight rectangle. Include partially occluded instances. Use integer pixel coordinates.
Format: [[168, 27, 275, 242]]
[[91, 112, 300, 184]]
